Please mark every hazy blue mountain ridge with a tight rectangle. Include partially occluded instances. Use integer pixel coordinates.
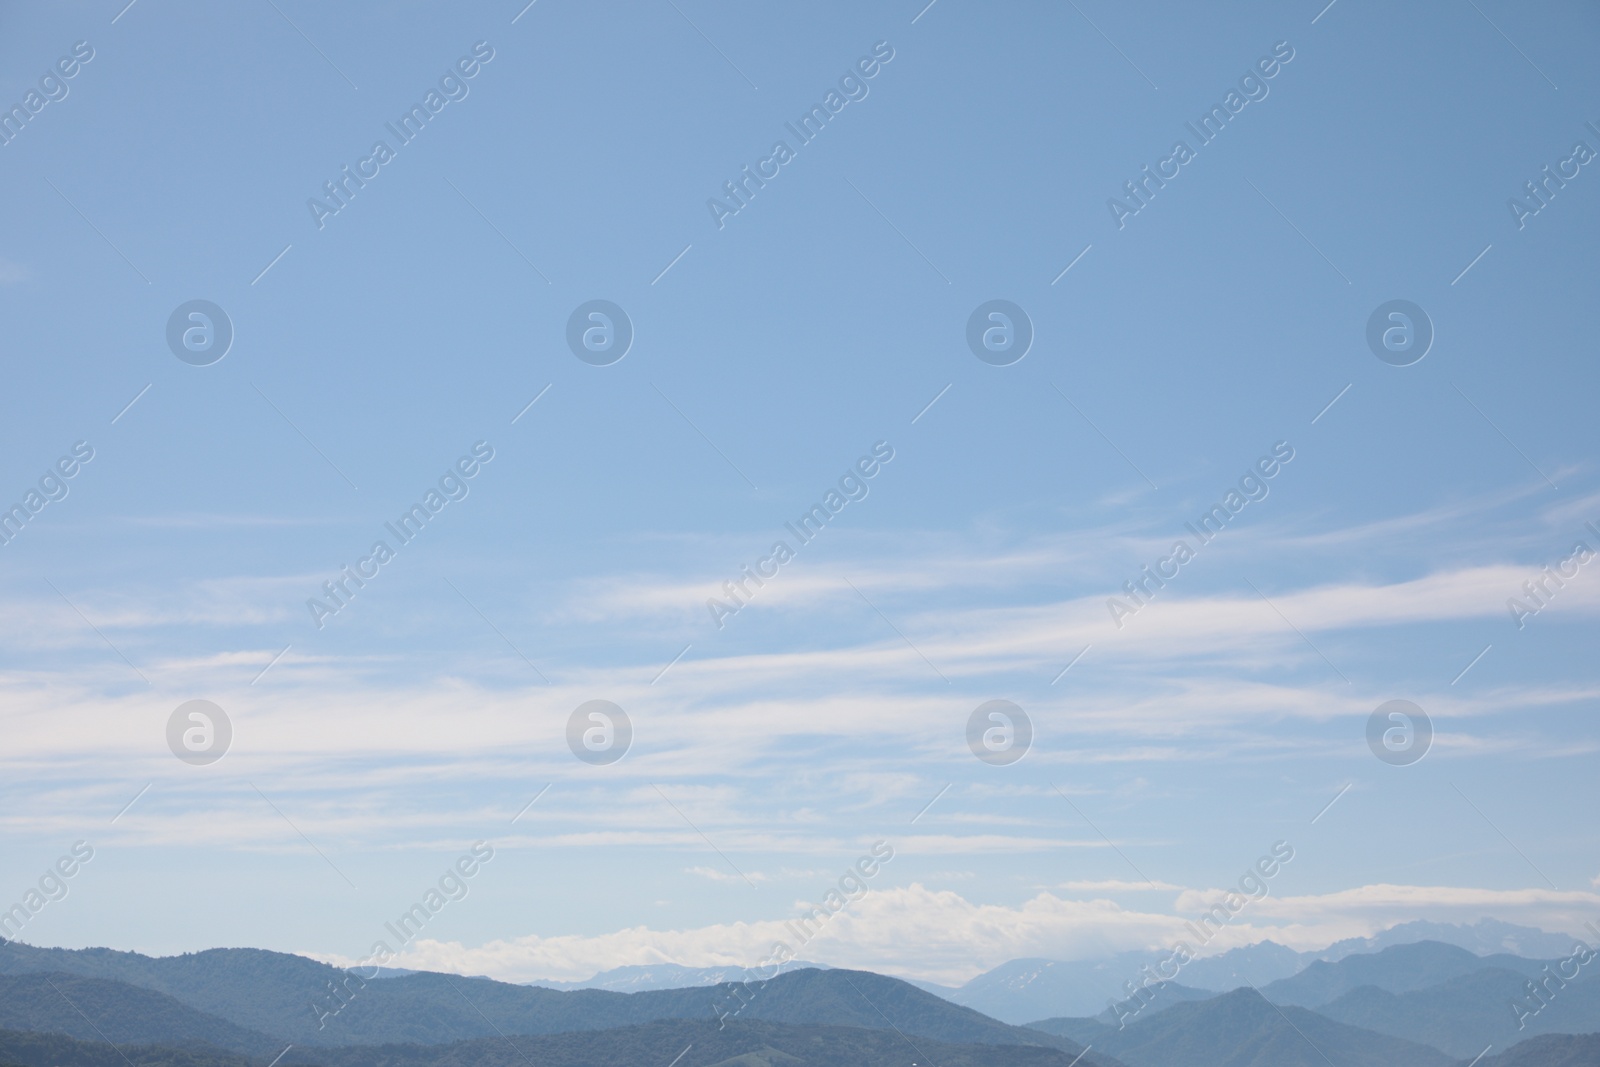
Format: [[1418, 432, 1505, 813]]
[[0, 945, 1096, 1061], [1260, 940, 1550, 1007], [1074, 986, 1459, 1067]]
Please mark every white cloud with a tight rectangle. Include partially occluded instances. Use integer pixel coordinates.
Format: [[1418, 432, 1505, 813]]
[[317, 881, 1600, 987]]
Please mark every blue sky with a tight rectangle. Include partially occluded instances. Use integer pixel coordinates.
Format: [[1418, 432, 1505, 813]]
[[1, 0, 1598, 984]]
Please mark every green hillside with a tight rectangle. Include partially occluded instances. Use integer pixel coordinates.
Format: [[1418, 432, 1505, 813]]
[[0, 974, 281, 1057]]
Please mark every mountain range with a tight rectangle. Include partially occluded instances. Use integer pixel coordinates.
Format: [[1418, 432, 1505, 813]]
[[0, 942, 1110, 1066], [941, 919, 1581, 1023], [1026, 939, 1600, 1064], [0, 924, 1596, 1067]]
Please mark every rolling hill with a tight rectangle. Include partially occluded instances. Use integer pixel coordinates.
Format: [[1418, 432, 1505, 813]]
[[1024, 981, 1221, 1044], [1066, 986, 1458, 1067], [943, 942, 1301, 1023], [1313, 968, 1600, 1058], [0, 943, 361, 1044], [0, 974, 281, 1057], [0, 944, 1099, 1060]]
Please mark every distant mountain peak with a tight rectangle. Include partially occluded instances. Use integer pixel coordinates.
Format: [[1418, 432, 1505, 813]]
[[1316, 919, 1580, 961]]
